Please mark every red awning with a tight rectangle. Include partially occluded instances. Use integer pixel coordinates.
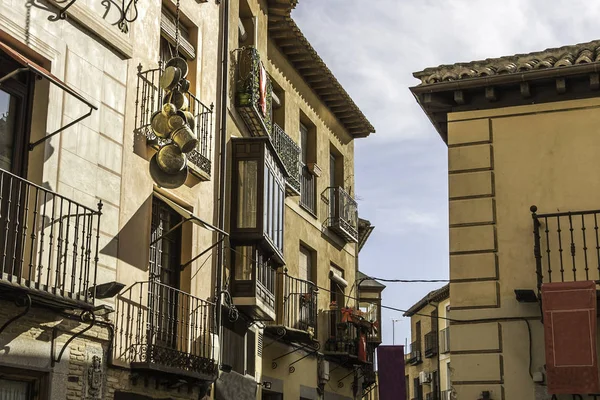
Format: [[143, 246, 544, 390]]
[[0, 41, 96, 110], [542, 280, 600, 394]]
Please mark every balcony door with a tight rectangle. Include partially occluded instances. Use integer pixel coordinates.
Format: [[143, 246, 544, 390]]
[[0, 50, 34, 279], [149, 197, 182, 350]]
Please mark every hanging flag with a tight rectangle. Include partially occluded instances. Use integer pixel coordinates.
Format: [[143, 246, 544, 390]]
[[542, 280, 600, 394], [377, 345, 406, 400], [259, 63, 267, 117]]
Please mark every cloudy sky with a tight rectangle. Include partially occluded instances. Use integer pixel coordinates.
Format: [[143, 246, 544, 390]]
[[293, 0, 600, 346]]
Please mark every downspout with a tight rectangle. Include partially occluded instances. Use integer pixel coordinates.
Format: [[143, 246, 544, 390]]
[[427, 299, 442, 400], [216, 0, 229, 375]]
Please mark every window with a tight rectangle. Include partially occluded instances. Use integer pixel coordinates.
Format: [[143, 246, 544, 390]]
[[231, 138, 286, 263], [222, 322, 256, 377], [271, 79, 285, 129], [299, 245, 313, 283], [246, 330, 256, 377], [237, 160, 258, 228], [0, 50, 34, 177], [0, 366, 48, 400], [299, 118, 317, 214], [238, 0, 256, 47], [161, 6, 196, 61], [234, 245, 254, 280], [149, 197, 182, 349]]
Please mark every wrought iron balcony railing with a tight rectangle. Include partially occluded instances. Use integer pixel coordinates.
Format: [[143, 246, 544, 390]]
[[134, 63, 214, 176], [408, 340, 422, 364], [323, 307, 375, 364], [272, 124, 300, 196], [531, 205, 600, 291], [266, 271, 318, 341], [114, 280, 216, 379], [424, 331, 438, 357], [323, 186, 358, 243], [441, 389, 454, 400], [235, 47, 273, 138], [439, 327, 450, 354], [0, 168, 102, 309]]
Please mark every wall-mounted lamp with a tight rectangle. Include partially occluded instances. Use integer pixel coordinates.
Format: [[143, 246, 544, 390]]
[[514, 289, 538, 303], [259, 381, 272, 389]]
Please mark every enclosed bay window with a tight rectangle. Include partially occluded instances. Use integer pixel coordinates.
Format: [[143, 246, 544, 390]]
[[231, 137, 287, 264]]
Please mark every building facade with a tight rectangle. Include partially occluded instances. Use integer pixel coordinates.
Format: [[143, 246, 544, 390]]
[[222, 1, 381, 399], [0, 0, 379, 399], [403, 285, 450, 400], [411, 40, 600, 399]]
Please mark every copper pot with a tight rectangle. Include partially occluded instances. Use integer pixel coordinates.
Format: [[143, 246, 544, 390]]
[[179, 79, 190, 93], [167, 111, 187, 131], [156, 143, 187, 174], [162, 102, 178, 117], [159, 66, 181, 91], [164, 90, 188, 111], [150, 111, 171, 138], [166, 57, 189, 79], [182, 111, 195, 132], [149, 153, 188, 189], [171, 125, 198, 153]]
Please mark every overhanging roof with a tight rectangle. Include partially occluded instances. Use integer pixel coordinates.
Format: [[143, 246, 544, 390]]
[[403, 284, 449, 317], [410, 39, 600, 142], [267, 1, 375, 138]]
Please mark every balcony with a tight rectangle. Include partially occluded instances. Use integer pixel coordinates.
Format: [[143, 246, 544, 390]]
[[231, 245, 277, 321], [424, 331, 438, 357], [323, 187, 358, 243], [439, 327, 450, 354], [300, 166, 316, 215], [265, 271, 318, 345], [235, 47, 273, 138], [134, 64, 214, 177], [272, 124, 300, 196], [426, 393, 439, 400], [530, 205, 600, 291], [0, 168, 102, 309], [407, 340, 422, 365], [114, 281, 216, 381], [323, 307, 375, 364]]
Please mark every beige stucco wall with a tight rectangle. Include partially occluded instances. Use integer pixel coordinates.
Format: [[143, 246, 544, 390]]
[[446, 97, 600, 400], [0, 0, 220, 398], [226, 1, 361, 399]]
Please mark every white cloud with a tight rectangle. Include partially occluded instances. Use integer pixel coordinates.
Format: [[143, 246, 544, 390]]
[[292, 0, 600, 345]]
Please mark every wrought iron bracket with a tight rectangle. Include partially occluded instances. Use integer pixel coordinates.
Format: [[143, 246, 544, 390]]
[[271, 340, 320, 372], [51, 311, 96, 366], [288, 343, 320, 373], [29, 107, 94, 151], [337, 368, 355, 387], [48, 0, 140, 32], [0, 294, 32, 335]]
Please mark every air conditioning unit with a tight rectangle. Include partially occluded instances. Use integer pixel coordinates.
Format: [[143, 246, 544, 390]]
[[419, 371, 432, 384], [318, 359, 330, 383]]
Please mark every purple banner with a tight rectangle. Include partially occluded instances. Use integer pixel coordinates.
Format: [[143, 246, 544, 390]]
[[377, 345, 406, 400]]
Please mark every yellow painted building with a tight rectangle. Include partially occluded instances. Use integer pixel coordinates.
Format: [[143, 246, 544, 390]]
[[0, 0, 379, 399], [411, 40, 600, 399], [404, 285, 450, 400]]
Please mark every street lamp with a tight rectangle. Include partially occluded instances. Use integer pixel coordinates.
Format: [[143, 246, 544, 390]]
[[392, 318, 401, 345]]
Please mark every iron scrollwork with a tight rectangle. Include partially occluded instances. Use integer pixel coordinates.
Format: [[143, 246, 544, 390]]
[[49, 0, 139, 33]]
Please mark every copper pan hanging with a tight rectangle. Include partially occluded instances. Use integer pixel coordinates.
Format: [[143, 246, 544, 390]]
[[166, 57, 189, 79], [150, 111, 171, 138], [164, 90, 189, 112], [167, 111, 187, 131], [182, 111, 195, 132], [156, 143, 187, 173], [159, 66, 182, 91], [149, 152, 188, 189]]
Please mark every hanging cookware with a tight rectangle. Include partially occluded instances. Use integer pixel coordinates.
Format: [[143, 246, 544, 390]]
[[149, 153, 188, 189], [171, 125, 198, 153], [150, 111, 171, 139], [164, 90, 189, 112], [156, 143, 187, 174], [167, 111, 187, 131], [182, 111, 195, 132], [166, 57, 189, 79], [159, 66, 182, 91], [162, 102, 178, 117], [179, 79, 190, 93]]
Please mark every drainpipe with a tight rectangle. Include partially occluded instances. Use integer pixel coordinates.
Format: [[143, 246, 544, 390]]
[[215, 0, 229, 377]]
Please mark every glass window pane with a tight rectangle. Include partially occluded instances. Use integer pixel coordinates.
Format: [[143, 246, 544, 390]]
[[234, 246, 253, 281], [0, 379, 30, 400], [299, 123, 308, 164], [0, 90, 18, 171], [237, 160, 258, 228]]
